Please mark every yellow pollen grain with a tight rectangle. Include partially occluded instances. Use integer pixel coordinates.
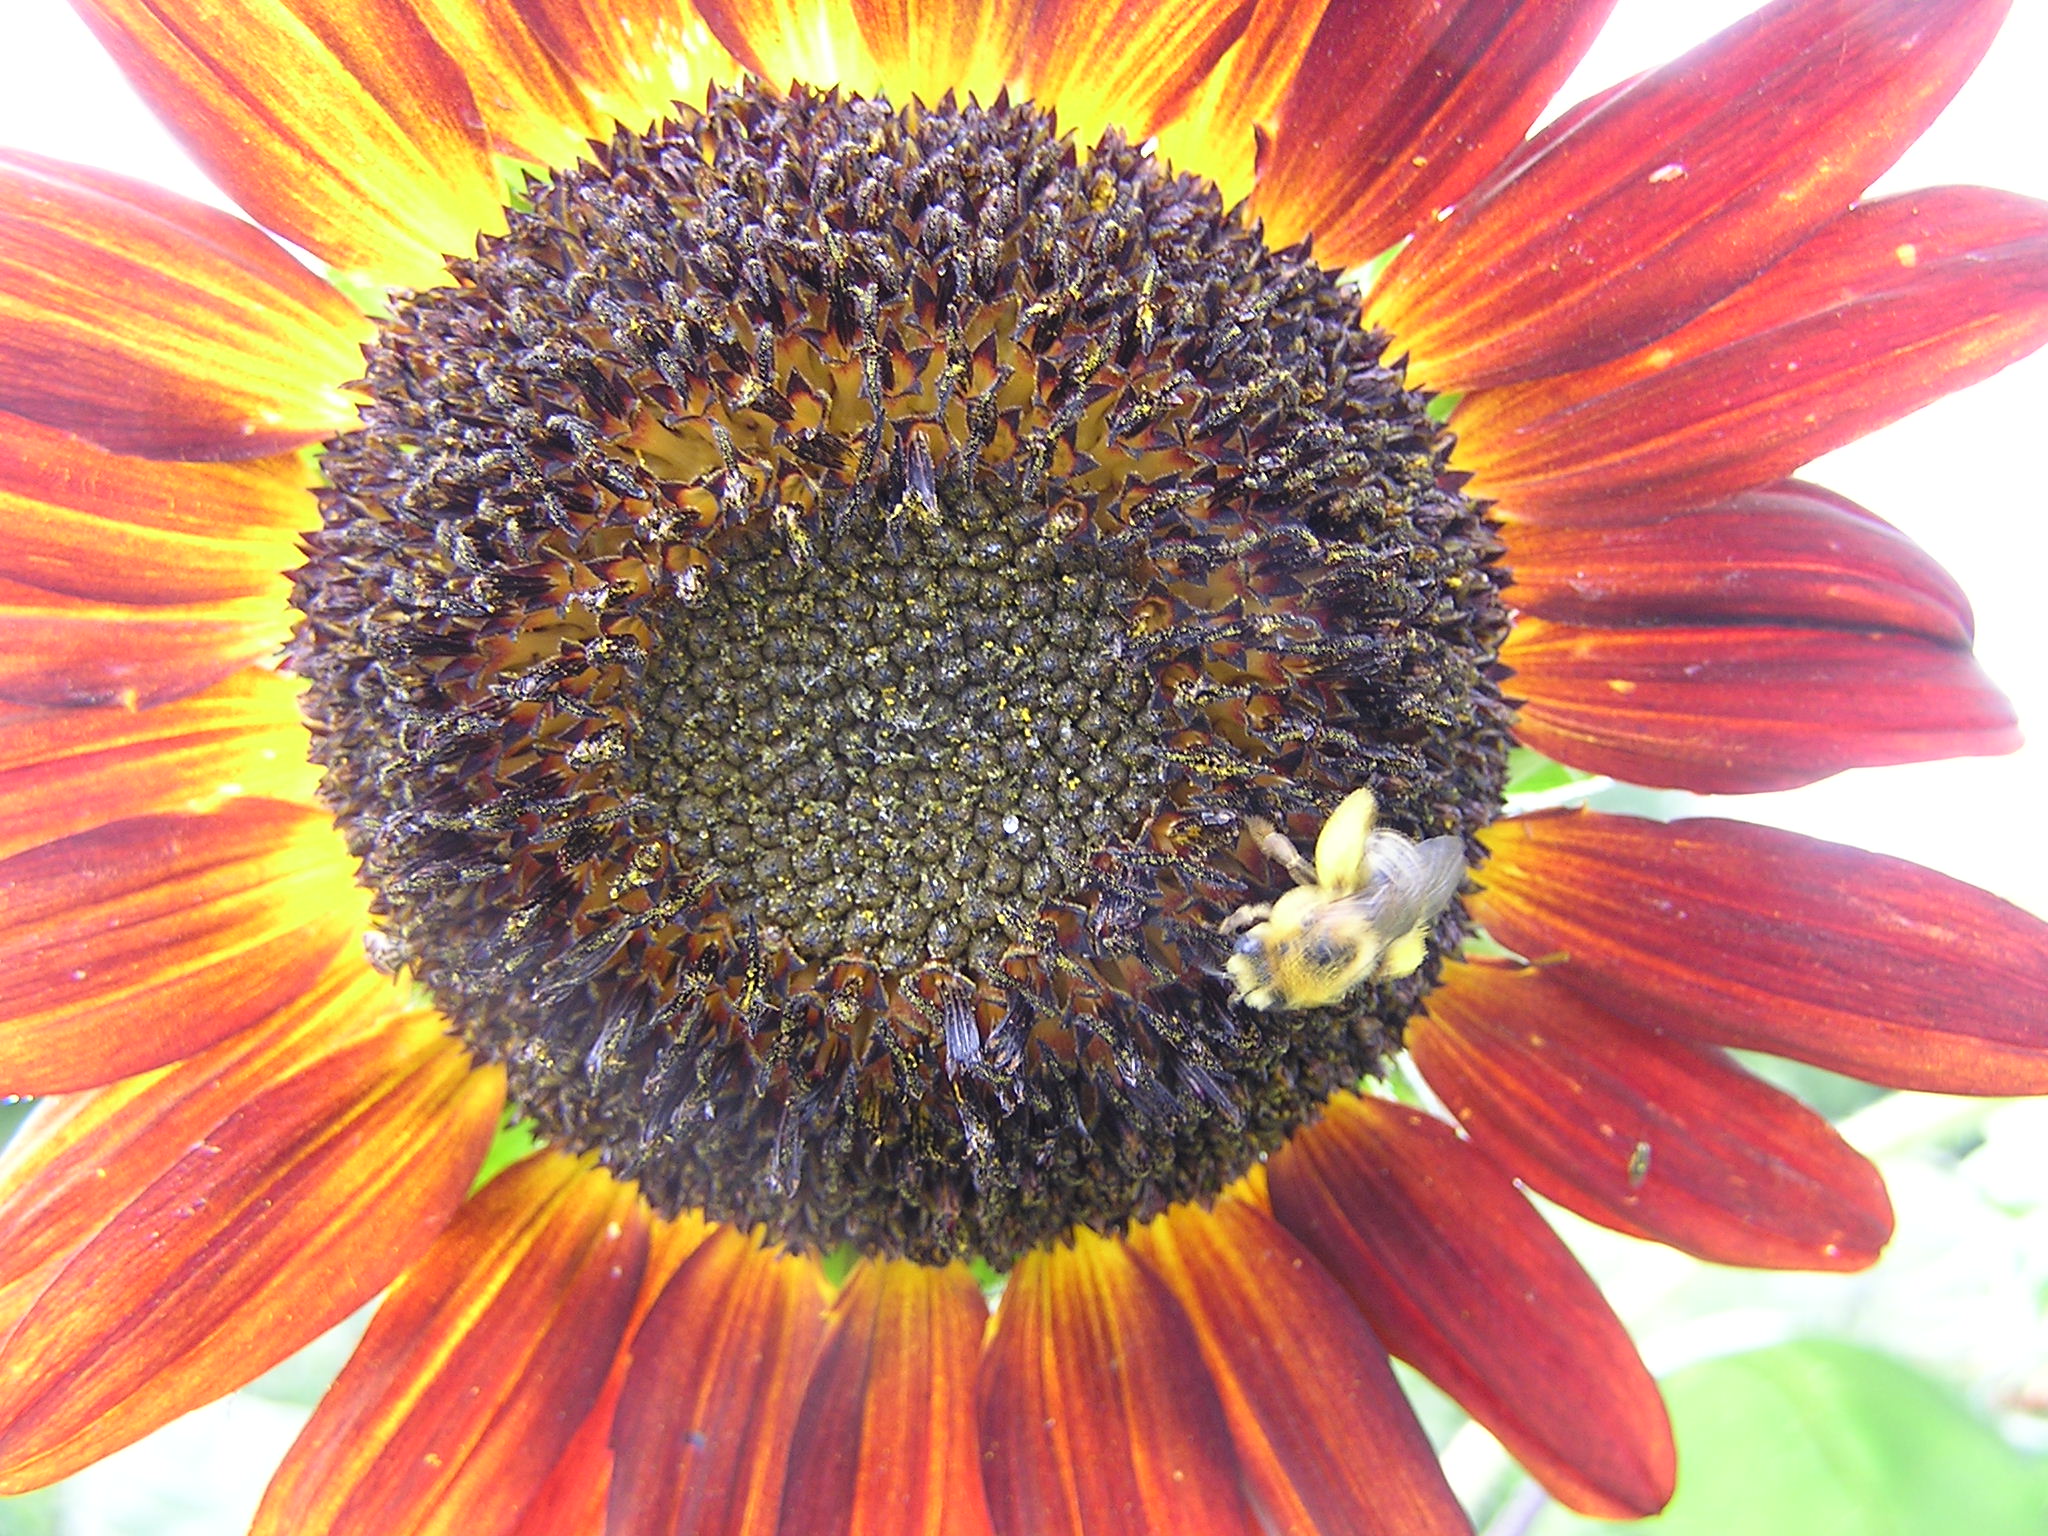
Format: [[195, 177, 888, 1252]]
[[1895, 243, 1920, 268], [1606, 678, 1637, 694]]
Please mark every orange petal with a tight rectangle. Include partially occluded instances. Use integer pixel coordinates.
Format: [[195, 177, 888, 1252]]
[[979, 1228, 1258, 1536], [779, 1259, 995, 1536], [1454, 187, 2048, 518], [846, 0, 1036, 111], [606, 1228, 827, 1536], [1253, 0, 1617, 270], [0, 800, 364, 1094], [1013, 0, 1258, 150], [507, 0, 745, 135], [253, 1153, 650, 1536], [1474, 810, 2048, 1094], [692, 0, 882, 93], [71, 0, 504, 291], [0, 670, 319, 863], [1128, 1197, 1471, 1536], [0, 576, 290, 709], [1418, 961, 1893, 1270], [0, 412, 308, 604], [0, 1008, 503, 1492], [0, 150, 368, 460], [504, 1210, 707, 1536], [1367, 0, 2013, 390], [1268, 1095, 1674, 1519], [1502, 615, 2019, 793]]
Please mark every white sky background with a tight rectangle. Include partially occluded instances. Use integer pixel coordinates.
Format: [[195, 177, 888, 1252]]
[[0, 0, 2041, 927]]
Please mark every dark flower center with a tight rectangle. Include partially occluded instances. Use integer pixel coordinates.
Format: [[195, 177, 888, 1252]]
[[293, 82, 1512, 1265]]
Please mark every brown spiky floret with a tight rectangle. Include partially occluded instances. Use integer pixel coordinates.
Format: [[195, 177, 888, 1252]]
[[292, 83, 1512, 1264]]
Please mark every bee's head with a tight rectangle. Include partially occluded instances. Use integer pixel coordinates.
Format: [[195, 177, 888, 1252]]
[[1225, 931, 1277, 1008]]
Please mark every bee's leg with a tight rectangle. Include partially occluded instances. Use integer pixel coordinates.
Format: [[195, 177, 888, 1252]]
[[1219, 901, 1272, 935], [1246, 817, 1318, 887]]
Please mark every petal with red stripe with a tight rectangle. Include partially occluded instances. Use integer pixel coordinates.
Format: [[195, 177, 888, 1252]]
[[1007, 0, 1257, 150], [505, 0, 744, 135], [0, 413, 307, 604], [1268, 1094, 1674, 1518], [780, 1259, 996, 1536], [979, 1227, 1258, 1536], [253, 1153, 650, 1536], [846, 0, 1036, 114], [1417, 960, 1893, 1269], [0, 150, 367, 460], [1149, 0, 1335, 208], [0, 670, 316, 863], [0, 1008, 502, 1492], [1501, 480, 1973, 645], [0, 578, 290, 709], [1503, 615, 2018, 793], [690, 0, 881, 92], [1128, 1194, 1471, 1536], [1368, 0, 2012, 390], [71, 0, 504, 291], [1254, 0, 1618, 270], [407, 0, 612, 167], [606, 1228, 826, 1536], [0, 801, 363, 1094], [1455, 187, 2048, 518], [1474, 810, 2048, 1093]]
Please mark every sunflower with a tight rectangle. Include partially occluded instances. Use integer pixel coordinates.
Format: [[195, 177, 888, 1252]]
[[1, 0, 2045, 1531]]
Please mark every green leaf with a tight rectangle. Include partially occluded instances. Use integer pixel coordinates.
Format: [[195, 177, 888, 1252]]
[[1503, 747, 1596, 798], [470, 1111, 544, 1193], [1532, 1341, 2048, 1536]]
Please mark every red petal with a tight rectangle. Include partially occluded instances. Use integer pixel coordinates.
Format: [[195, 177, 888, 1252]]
[[1128, 1196, 1472, 1536], [0, 801, 364, 1094], [71, 0, 504, 291], [1367, 0, 2013, 390], [1254, 0, 1618, 270], [505, 1213, 712, 1536], [1268, 1095, 1674, 1518], [0, 413, 307, 604], [1417, 961, 1893, 1270], [0, 1010, 502, 1492], [0, 671, 318, 863], [779, 1260, 996, 1536], [979, 1228, 1258, 1536], [0, 150, 367, 460], [1501, 480, 1974, 646], [0, 577, 290, 709], [1474, 810, 2048, 1093], [1503, 616, 2018, 793], [253, 1154, 650, 1536], [1455, 187, 2048, 517], [606, 1229, 826, 1536]]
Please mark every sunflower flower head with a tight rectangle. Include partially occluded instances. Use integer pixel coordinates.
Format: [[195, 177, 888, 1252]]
[[1, 1, 2045, 1533], [294, 80, 1509, 1264]]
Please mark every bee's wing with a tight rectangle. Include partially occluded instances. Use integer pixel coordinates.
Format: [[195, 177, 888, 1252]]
[[1359, 832, 1468, 939]]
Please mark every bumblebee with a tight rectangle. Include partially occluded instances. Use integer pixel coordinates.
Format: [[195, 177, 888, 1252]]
[[1223, 788, 1466, 1011]]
